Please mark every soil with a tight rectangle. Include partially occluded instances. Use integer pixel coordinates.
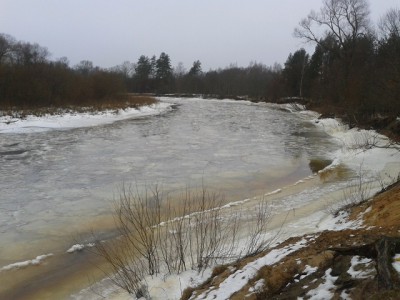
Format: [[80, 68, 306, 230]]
[[185, 181, 400, 300]]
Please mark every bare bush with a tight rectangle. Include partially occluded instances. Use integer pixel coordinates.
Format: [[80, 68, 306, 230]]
[[346, 130, 400, 154], [115, 184, 163, 276], [92, 185, 274, 297], [91, 235, 148, 298], [326, 164, 372, 215], [242, 200, 272, 257], [342, 167, 372, 207]]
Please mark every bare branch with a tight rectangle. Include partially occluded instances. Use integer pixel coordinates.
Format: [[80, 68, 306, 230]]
[[378, 8, 400, 39], [294, 0, 371, 48]]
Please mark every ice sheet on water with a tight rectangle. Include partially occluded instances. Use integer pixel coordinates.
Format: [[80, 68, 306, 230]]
[[0, 253, 53, 271], [66, 243, 95, 253]]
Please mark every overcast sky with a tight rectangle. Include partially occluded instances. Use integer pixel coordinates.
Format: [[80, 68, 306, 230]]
[[1, 0, 399, 71]]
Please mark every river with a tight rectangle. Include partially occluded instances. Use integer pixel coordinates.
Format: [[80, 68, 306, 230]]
[[1, 97, 387, 299]]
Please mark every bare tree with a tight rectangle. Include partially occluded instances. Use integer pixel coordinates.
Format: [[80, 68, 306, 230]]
[[0, 33, 16, 64], [294, 0, 372, 49], [10, 41, 50, 65], [378, 8, 400, 40], [74, 60, 95, 76], [173, 62, 186, 78], [112, 61, 135, 78]]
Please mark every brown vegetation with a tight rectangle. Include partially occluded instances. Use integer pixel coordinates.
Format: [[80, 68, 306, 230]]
[[0, 94, 157, 118], [185, 181, 400, 300]]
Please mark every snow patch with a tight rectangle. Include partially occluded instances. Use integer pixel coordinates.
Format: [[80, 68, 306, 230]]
[[393, 254, 400, 273], [194, 238, 308, 299], [348, 256, 374, 279], [317, 210, 364, 231], [300, 265, 318, 279], [314, 117, 348, 137], [248, 279, 265, 293], [306, 268, 338, 300]]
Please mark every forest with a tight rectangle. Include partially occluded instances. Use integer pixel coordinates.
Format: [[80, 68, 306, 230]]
[[0, 1, 399, 127]]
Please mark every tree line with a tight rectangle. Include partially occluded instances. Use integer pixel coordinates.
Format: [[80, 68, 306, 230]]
[[290, 0, 400, 123], [0, 35, 127, 109], [1, 0, 399, 123]]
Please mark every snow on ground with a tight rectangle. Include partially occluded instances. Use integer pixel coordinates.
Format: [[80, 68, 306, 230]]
[[194, 238, 309, 300], [312, 116, 399, 178], [0, 102, 174, 134], [348, 256, 374, 279], [394, 254, 400, 273], [304, 268, 338, 300]]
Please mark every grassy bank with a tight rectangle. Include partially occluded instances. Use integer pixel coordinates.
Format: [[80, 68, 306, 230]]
[[0, 94, 157, 118]]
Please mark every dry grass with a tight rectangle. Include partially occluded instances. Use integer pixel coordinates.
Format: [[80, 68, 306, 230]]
[[0, 94, 157, 118]]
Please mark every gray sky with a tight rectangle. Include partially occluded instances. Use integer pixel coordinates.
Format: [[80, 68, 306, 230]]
[[1, 0, 399, 71]]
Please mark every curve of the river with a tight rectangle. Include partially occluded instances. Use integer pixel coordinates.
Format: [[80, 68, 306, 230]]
[[0, 97, 341, 298]]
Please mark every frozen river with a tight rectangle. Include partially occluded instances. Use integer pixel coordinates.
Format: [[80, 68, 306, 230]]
[[0, 98, 337, 256], [2, 97, 396, 299]]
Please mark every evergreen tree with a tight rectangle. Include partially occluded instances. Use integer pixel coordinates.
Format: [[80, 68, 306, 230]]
[[155, 52, 172, 93], [283, 49, 309, 97], [188, 60, 202, 76], [134, 55, 152, 92]]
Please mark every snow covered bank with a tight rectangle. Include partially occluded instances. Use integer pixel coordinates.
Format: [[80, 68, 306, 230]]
[[0, 101, 174, 134], [313, 116, 398, 171], [194, 238, 309, 300]]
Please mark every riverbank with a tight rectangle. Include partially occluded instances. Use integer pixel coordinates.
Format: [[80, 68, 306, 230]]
[[83, 171, 400, 300], [185, 179, 400, 299], [0, 94, 156, 118], [0, 96, 171, 134], [1, 97, 398, 299], [70, 99, 400, 300], [181, 101, 400, 299], [305, 101, 400, 143]]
